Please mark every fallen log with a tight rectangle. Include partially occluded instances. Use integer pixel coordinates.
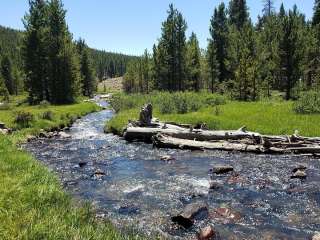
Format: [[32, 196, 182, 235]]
[[152, 134, 288, 154]]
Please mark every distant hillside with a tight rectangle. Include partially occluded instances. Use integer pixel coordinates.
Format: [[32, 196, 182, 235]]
[[0, 25, 23, 71], [0, 25, 136, 80]]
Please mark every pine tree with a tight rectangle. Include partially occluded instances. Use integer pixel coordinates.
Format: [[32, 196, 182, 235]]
[[77, 39, 96, 97], [175, 12, 187, 91], [279, 6, 305, 100], [22, 0, 49, 104], [262, 0, 275, 17], [186, 32, 201, 91], [142, 49, 150, 93], [209, 3, 228, 83], [228, 0, 249, 30], [47, 0, 80, 103], [313, 0, 320, 26], [0, 74, 9, 101], [207, 40, 219, 93], [1, 55, 14, 95]]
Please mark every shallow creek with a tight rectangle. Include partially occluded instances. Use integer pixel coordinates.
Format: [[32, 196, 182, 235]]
[[24, 100, 320, 239]]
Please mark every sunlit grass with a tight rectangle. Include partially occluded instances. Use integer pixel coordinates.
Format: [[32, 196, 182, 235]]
[[0, 96, 143, 240], [106, 92, 320, 137]]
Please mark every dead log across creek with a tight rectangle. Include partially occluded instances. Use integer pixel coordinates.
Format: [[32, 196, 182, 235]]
[[152, 134, 320, 154], [123, 122, 320, 154]]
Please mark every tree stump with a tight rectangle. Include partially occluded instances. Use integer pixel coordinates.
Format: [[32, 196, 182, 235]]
[[139, 103, 153, 127]]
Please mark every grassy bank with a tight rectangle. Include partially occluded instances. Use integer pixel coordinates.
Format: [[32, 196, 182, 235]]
[[105, 92, 320, 137], [0, 97, 141, 240]]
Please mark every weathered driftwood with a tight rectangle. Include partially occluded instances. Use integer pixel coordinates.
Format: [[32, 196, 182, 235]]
[[122, 104, 320, 155], [152, 134, 320, 154]]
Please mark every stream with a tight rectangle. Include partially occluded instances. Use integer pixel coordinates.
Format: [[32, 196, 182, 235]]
[[24, 99, 320, 239]]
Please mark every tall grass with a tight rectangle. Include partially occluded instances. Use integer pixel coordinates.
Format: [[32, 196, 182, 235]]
[[0, 96, 143, 240], [106, 92, 320, 137]]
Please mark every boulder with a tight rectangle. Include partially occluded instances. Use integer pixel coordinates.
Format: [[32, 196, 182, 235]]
[[291, 170, 307, 179], [59, 131, 71, 139], [292, 165, 307, 173], [197, 226, 217, 240], [160, 155, 175, 162], [210, 165, 234, 174], [209, 181, 221, 190], [312, 232, 320, 240], [26, 135, 36, 142], [172, 202, 209, 229]]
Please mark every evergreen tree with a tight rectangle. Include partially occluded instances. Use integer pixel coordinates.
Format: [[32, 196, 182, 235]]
[[154, 4, 188, 91], [142, 49, 150, 93], [1, 55, 14, 95], [262, 0, 275, 17], [22, 0, 49, 104], [77, 39, 96, 97], [186, 32, 201, 91], [0, 74, 9, 101], [228, 0, 249, 30], [175, 12, 187, 91], [206, 40, 219, 93], [209, 3, 228, 83], [313, 0, 320, 26], [47, 0, 80, 103], [279, 6, 305, 100]]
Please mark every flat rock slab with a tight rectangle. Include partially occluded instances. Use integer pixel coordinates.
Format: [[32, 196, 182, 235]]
[[210, 165, 234, 174]]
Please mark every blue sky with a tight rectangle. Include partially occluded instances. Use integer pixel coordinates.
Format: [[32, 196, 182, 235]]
[[0, 0, 314, 55]]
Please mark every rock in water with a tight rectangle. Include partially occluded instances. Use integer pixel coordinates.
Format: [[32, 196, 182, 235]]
[[172, 202, 209, 229], [210, 165, 234, 174], [59, 131, 71, 139], [160, 155, 175, 162], [198, 226, 217, 240], [139, 103, 153, 127], [292, 165, 307, 173], [291, 170, 307, 179], [313, 232, 320, 240]]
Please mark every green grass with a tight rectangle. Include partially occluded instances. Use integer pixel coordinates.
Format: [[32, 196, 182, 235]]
[[0, 96, 143, 240], [105, 92, 320, 137]]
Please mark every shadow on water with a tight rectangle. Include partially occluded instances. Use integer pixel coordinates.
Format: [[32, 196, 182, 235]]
[[24, 100, 320, 239]]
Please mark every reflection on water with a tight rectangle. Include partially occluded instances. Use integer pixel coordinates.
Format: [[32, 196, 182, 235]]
[[24, 100, 320, 239]]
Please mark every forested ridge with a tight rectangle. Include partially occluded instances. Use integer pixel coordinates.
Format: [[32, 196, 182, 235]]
[[0, 4, 136, 104], [124, 0, 320, 102]]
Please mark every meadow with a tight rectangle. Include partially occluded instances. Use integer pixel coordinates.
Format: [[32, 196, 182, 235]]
[[0, 96, 142, 240], [105, 92, 320, 137]]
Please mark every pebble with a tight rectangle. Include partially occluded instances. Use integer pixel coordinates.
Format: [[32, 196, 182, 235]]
[[197, 226, 217, 240]]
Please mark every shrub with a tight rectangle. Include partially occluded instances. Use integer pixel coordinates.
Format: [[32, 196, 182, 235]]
[[293, 91, 320, 114], [205, 95, 227, 107], [0, 102, 11, 110], [159, 97, 175, 114], [174, 93, 188, 114], [42, 111, 54, 120], [39, 100, 50, 108], [14, 111, 34, 128]]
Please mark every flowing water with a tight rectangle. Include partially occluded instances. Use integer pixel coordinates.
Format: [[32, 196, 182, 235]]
[[24, 100, 320, 239]]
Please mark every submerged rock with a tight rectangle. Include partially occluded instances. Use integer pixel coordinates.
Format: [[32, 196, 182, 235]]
[[171, 202, 209, 229], [209, 181, 222, 190], [78, 162, 87, 168], [160, 155, 175, 162], [210, 165, 234, 174], [118, 204, 140, 215], [210, 207, 242, 222], [197, 225, 217, 240], [291, 170, 307, 179]]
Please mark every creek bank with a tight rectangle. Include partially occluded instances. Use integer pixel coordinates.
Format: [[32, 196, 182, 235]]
[[120, 103, 320, 155]]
